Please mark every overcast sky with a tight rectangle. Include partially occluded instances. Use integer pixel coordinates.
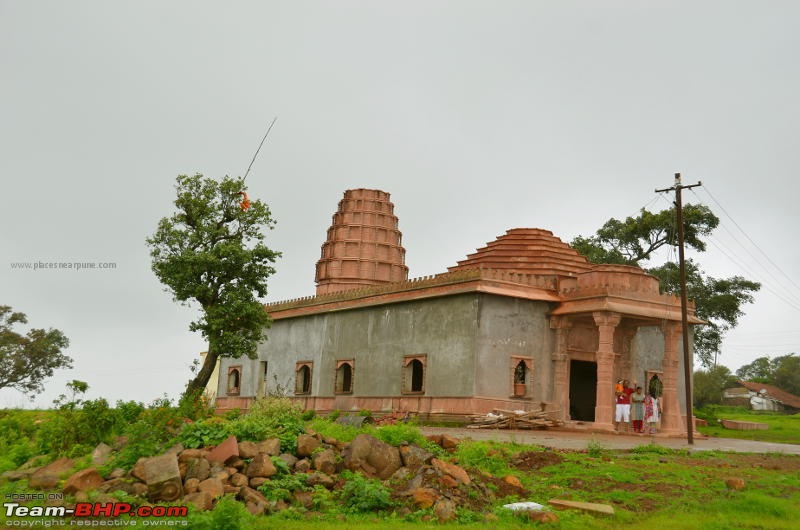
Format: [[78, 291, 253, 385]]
[[2, 1, 798, 408]]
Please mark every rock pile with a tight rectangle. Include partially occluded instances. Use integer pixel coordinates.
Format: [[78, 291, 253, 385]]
[[3, 430, 529, 522]]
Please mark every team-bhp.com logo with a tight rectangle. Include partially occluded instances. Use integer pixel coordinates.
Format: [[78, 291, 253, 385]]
[[3, 501, 188, 526]]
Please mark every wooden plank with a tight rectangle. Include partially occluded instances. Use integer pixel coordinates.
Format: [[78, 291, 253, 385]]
[[548, 499, 614, 515]]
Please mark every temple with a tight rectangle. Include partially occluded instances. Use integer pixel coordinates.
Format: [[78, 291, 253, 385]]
[[215, 188, 701, 434]]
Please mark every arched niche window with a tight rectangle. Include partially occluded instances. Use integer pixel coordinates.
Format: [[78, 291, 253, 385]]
[[402, 355, 426, 394], [227, 366, 241, 396], [295, 362, 313, 395], [511, 357, 532, 397], [335, 360, 354, 394]]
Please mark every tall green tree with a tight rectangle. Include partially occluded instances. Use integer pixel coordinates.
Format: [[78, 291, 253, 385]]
[[0, 305, 72, 397], [737, 353, 800, 395], [693, 365, 738, 408], [147, 174, 280, 397], [733, 356, 772, 382], [773, 354, 800, 396], [572, 204, 760, 368]]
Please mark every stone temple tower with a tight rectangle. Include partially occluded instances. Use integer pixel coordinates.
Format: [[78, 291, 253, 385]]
[[315, 189, 408, 295]]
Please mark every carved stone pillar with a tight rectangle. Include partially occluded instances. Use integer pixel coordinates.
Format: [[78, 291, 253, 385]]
[[660, 322, 684, 434], [593, 312, 621, 430], [550, 316, 572, 421]]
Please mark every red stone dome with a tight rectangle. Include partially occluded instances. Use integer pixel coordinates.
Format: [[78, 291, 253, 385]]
[[315, 189, 409, 295], [448, 228, 593, 278]]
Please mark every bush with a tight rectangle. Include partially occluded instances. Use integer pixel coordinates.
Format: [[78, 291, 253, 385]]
[[230, 396, 305, 452], [177, 390, 215, 421], [110, 397, 184, 469], [115, 400, 145, 423], [258, 473, 309, 502], [178, 417, 232, 449], [337, 470, 394, 513], [186, 494, 254, 530]]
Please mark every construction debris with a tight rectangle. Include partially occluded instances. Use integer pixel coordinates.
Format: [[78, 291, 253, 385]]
[[467, 405, 564, 430]]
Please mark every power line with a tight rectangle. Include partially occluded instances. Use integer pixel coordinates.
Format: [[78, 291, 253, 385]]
[[693, 192, 800, 304], [703, 235, 800, 312], [697, 185, 800, 294]]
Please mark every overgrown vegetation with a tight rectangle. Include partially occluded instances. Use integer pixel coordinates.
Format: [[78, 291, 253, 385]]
[[2, 398, 799, 529]]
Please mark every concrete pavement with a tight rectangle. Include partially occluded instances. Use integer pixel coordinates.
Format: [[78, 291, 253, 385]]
[[420, 426, 800, 455]]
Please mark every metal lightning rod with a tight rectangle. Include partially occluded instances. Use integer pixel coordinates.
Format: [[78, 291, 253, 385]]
[[243, 116, 278, 182]]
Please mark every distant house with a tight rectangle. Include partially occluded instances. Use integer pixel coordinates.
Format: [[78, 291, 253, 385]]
[[723, 381, 800, 413]]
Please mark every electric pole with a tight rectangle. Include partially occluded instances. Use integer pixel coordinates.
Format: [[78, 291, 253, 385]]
[[656, 173, 702, 445]]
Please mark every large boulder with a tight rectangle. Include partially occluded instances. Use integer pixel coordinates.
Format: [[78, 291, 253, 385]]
[[245, 454, 277, 478], [312, 449, 337, 475], [197, 477, 225, 499], [230, 473, 249, 488], [238, 486, 269, 515], [341, 434, 402, 480], [433, 498, 456, 522], [306, 472, 334, 490], [63, 468, 104, 495], [184, 458, 211, 482], [296, 434, 320, 457], [178, 448, 207, 462], [142, 453, 183, 502], [257, 439, 282, 456], [207, 436, 239, 463], [91, 443, 113, 466], [431, 458, 471, 485], [29, 458, 74, 489], [399, 445, 434, 469], [183, 491, 213, 512], [237, 441, 260, 459], [412, 487, 440, 509]]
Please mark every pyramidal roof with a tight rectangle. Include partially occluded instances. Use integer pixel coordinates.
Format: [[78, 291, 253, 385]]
[[448, 228, 593, 277]]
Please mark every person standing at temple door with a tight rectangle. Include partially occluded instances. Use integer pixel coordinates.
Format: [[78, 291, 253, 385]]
[[614, 379, 632, 433], [631, 385, 646, 433], [645, 391, 660, 434]]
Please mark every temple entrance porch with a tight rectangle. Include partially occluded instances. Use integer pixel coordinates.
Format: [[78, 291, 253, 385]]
[[568, 360, 597, 422], [550, 311, 691, 435]]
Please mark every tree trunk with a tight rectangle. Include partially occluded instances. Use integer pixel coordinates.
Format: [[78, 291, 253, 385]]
[[185, 348, 219, 398]]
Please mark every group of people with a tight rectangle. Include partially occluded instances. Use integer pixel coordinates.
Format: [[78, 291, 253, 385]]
[[614, 378, 661, 434]]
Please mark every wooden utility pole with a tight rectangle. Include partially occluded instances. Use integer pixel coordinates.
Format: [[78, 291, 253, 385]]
[[656, 173, 702, 444]]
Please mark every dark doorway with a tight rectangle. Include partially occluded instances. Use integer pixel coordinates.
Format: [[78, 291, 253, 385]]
[[569, 360, 597, 421]]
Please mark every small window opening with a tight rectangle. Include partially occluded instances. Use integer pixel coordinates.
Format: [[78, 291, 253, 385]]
[[227, 366, 241, 395], [335, 361, 353, 393], [295, 363, 312, 394]]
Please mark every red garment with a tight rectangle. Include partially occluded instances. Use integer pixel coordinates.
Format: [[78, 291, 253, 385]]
[[616, 387, 633, 405]]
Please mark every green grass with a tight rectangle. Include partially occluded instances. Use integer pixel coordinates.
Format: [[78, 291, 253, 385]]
[[696, 406, 800, 444]]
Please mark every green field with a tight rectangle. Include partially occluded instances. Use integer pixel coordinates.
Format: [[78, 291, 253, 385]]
[[696, 405, 800, 444]]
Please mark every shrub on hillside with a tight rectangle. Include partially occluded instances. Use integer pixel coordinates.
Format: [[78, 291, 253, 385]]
[[178, 417, 232, 449], [230, 396, 305, 453], [110, 396, 184, 469], [337, 470, 395, 513]]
